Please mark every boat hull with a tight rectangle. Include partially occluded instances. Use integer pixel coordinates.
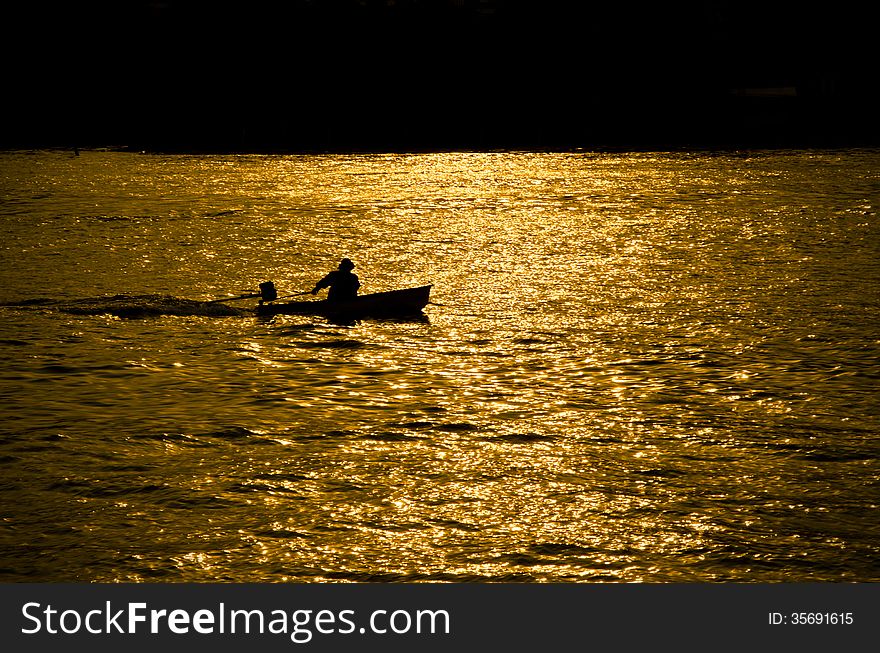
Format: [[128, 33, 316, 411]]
[[255, 285, 432, 318]]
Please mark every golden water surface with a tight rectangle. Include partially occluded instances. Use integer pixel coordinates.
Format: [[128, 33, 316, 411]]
[[0, 149, 878, 581]]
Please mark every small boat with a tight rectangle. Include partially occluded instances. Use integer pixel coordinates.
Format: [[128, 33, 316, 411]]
[[255, 285, 432, 318]]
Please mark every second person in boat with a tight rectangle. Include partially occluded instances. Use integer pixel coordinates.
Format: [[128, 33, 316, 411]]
[[311, 258, 360, 302]]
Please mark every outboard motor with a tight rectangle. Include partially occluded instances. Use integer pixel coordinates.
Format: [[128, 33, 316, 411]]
[[259, 281, 277, 303]]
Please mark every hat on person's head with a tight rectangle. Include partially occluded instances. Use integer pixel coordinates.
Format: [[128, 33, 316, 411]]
[[339, 258, 355, 270]]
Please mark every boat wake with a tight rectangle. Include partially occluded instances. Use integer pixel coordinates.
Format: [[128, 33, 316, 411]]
[[0, 294, 248, 318]]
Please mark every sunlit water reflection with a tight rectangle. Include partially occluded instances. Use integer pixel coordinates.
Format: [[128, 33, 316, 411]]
[[0, 149, 878, 581]]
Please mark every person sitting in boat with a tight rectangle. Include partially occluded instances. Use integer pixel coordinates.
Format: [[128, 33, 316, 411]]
[[311, 258, 360, 302]]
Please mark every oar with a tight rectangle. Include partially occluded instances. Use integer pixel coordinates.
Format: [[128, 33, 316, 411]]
[[206, 292, 262, 304], [208, 280, 279, 304], [275, 290, 314, 300]]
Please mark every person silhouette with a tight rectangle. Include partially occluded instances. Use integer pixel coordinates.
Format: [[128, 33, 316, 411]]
[[311, 258, 360, 302]]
